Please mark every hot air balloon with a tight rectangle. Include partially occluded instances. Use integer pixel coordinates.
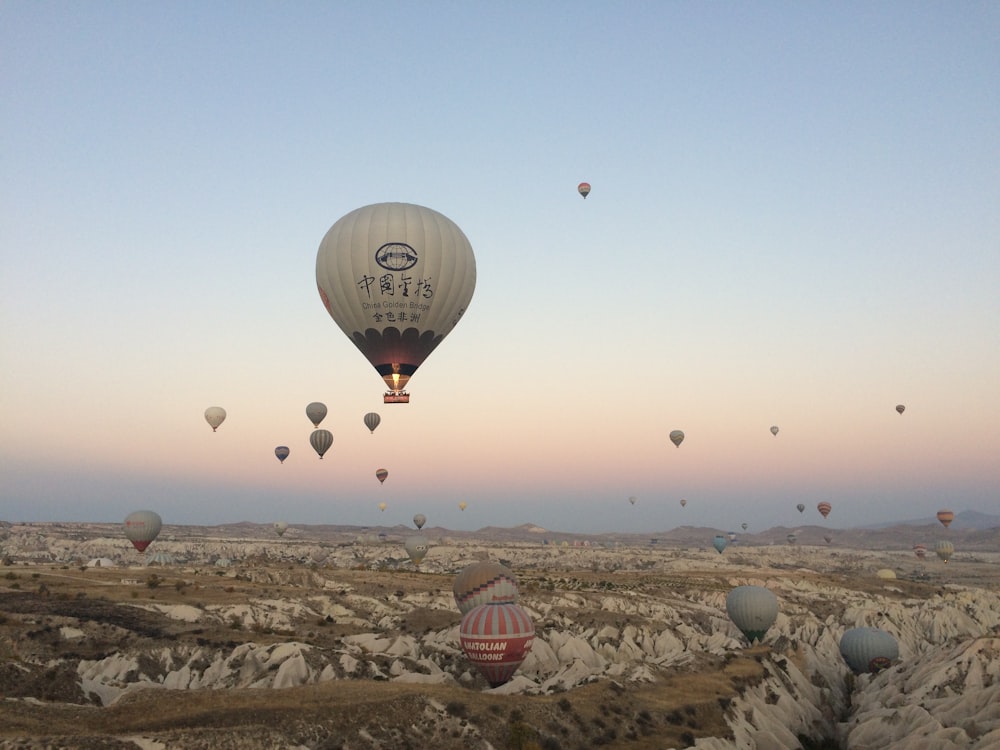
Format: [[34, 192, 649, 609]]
[[274, 446, 290, 464], [727, 531, 737, 543], [817, 502, 832, 519], [741, 522, 748, 531], [577, 182, 591, 199], [363, 412, 381, 433], [413, 513, 426, 530], [453, 561, 520, 615], [713, 535, 727, 554], [680, 498, 687, 508], [460, 602, 534, 687], [274, 521, 288, 537], [124, 510, 162, 553], [796, 503, 805, 513], [823, 534, 833, 544], [726, 586, 778, 645], [770, 425, 779, 436], [375, 468, 388, 484], [204, 406, 226, 432], [310, 429, 333, 459], [934, 540, 954, 563], [306, 402, 327, 428], [787, 533, 797, 545], [316, 203, 477, 403], [458, 502, 467, 511], [404, 535, 429, 565], [895, 404, 905, 415], [628, 496, 637, 506], [913, 544, 927, 559], [936, 510, 954, 529], [839, 627, 898, 674], [378, 502, 387, 512], [669, 430, 685, 448]]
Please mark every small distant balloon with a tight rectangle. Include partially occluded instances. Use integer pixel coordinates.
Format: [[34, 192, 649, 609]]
[[363, 412, 381, 433], [274, 521, 288, 537], [913, 544, 927, 559], [458, 501, 468, 511], [770, 425, 779, 436], [713, 535, 727, 554], [413, 513, 426, 530], [787, 532, 797, 545], [577, 182, 591, 199], [895, 404, 905, 415], [936, 510, 954, 529], [306, 402, 327, 428], [817, 501, 832, 519], [680, 498, 687, 508], [741, 522, 748, 531], [378, 502, 387, 512], [823, 534, 833, 544], [274, 446, 290, 464], [628, 496, 637, 506], [404, 535, 429, 565], [934, 539, 954, 563], [376, 468, 388, 484], [310, 429, 333, 459], [669, 430, 685, 448], [796, 503, 805, 513], [204, 406, 226, 432]]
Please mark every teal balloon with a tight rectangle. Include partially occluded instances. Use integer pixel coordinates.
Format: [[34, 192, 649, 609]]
[[840, 627, 898, 674], [713, 535, 727, 554]]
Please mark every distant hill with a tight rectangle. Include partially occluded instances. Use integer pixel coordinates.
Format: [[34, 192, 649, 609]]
[[859, 510, 1000, 531]]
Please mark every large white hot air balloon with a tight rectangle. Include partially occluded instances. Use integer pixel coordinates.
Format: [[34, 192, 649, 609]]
[[204, 407, 226, 432], [124, 510, 162, 553], [316, 203, 477, 403], [840, 627, 899, 674], [726, 585, 778, 645], [413, 513, 426, 530], [404, 535, 429, 565]]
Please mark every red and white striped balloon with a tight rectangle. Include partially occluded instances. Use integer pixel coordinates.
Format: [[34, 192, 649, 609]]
[[459, 602, 534, 687]]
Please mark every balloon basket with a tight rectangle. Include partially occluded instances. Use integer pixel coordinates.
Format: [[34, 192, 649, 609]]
[[383, 392, 410, 403]]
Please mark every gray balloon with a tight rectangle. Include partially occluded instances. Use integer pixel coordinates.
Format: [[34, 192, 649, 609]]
[[840, 627, 899, 674], [726, 585, 778, 645]]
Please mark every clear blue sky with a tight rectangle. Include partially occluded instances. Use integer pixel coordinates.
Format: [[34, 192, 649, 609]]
[[3, 2, 998, 533]]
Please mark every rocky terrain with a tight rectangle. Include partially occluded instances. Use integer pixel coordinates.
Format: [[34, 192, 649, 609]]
[[1, 521, 998, 749]]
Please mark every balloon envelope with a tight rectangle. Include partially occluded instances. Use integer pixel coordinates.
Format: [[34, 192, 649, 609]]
[[460, 602, 534, 687], [713, 535, 727, 554], [796, 503, 805, 513], [741, 522, 748, 531], [378, 502, 387, 512], [453, 561, 520, 615], [458, 502, 467, 511], [787, 533, 797, 544], [817, 502, 832, 519], [726, 585, 778, 644], [315, 203, 477, 399], [770, 425, 779, 436], [840, 627, 899, 674], [204, 406, 226, 432], [935, 539, 954, 562], [310, 429, 333, 459], [274, 521, 288, 537], [577, 182, 591, 198], [896, 404, 905, 415], [124, 510, 162, 552], [680, 498, 687, 508], [363, 412, 381, 433], [376, 468, 388, 484], [274, 446, 290, 464], [669, 430, 685, 447], [306, 402, 327, 427], [412, 513, 426, 530], [404, 535, 429, 565], [936, 510, 954, 528], [628, 496, 637, 506]]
